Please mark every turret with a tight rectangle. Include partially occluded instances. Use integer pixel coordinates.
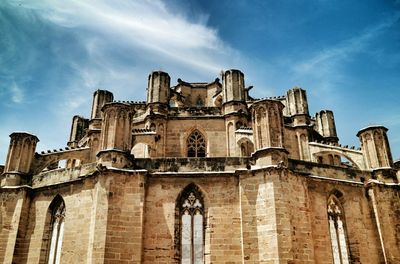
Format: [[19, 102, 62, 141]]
[[1, 132, 39, 186], [286, 87, 310, 125], [68, 115, 89, 147], [222, 70, 248, 117], [286, 87, 309, 115], [357, 126, 393, 170], [222, 70, 248, 154], [222, 69, 245, 103], [91, 90, 114, 119], [251, 99, 288, 166], [97, 103, 135, 168], [66, 116, 89, 168], [147, 71, 170, 104], [99, 103, 134, 151], [315, 110, 338, 144]]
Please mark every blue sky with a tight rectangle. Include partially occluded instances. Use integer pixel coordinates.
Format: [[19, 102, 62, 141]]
[[1, 0, 400, 163]]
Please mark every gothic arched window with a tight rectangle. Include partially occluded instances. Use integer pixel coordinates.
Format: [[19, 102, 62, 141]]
[[239, 139, 254, 157], [327, 196, 349, 264], [196, 97, 204, 107], [187, 130, 206, 157], [47, 196, 66, 264], [178, 186, 204, 264]]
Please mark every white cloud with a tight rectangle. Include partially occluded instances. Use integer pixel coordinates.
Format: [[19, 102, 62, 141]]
[[18, 0, 233, 75], [10, 81, 24, 103], [0, 0, 245, 164], [0, 0, 244, 147]]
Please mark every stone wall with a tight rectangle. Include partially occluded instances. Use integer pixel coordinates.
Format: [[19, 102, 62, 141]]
[[165, 119, 226, 157], [103, 170, 145, 264], [1, 167, 398, 263], [307, 178, 382, 263], [371, 183, 400, 263], [0, 188, 28, 263], [239, 167, 386, 263], [142, 175, 242, 263]]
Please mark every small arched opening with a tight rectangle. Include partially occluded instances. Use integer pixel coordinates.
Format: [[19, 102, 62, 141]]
[[237, 138, 255, 157]]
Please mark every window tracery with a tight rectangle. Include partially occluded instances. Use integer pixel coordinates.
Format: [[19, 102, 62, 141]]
[[187, 130, 206, 157], [196, 97, 204, 107], [327, 196, 349, 264], [47, 197, 66, 264], [180, 189, 204, 264]]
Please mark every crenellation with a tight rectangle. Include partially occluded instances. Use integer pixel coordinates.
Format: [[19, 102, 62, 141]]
[[1, 69, 399, 263]]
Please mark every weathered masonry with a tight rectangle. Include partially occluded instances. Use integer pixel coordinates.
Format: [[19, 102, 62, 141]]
[[1, 69, 399, 263]]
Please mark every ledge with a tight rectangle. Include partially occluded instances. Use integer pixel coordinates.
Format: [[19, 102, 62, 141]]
[[134, 157, 250, 172]]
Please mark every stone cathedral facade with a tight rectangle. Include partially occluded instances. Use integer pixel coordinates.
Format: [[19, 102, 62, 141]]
[[0, 69, 399, 263]]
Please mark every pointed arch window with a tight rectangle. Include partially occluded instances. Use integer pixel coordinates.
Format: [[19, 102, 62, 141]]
[[196, 97, 204, 107], [47, 196, 66, 264], [239, 139, 254, 157], [327, 196, 349, 264], [179, 187, 204, 264], [187, 130, 206, 157]]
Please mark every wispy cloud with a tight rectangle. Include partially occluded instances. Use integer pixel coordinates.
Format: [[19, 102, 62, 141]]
[[294, 12, 400, 76], [6, 0, 241, 109], [10, 81, 24, 103], [17, 0, 233, 74], [0, 0, 241, 162]]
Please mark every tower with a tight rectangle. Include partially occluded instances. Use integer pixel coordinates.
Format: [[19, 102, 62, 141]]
[[88, 90, 113, 162], [357, 126, 393, 169], [91, 90, 114, 120], [285, 87, 311, 160], [147, 71, 170, 105], [145, 71, 170, 156], [1, 132, 39, 186], [315, 110, 338, 144], [97, 102, 135, 168], [251, 99, 287, 166], [222, 69, 246, 103], [68, 115, 89, 148], [222, 69, 249, 156], [66, 116, 89, 168], [286, 87, 309, 126]]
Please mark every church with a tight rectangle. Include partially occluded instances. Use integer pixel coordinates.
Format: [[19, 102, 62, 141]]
[[0, 69, 399, 263]]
